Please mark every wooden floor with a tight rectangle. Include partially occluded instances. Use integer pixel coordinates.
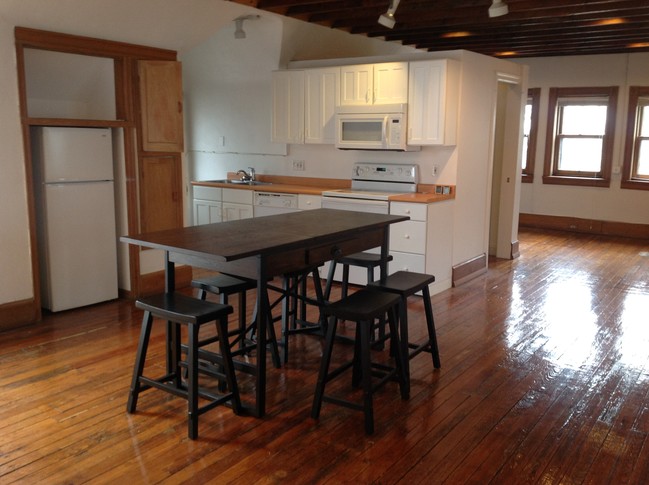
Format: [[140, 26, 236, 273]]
[[2, 228, 649, 484]]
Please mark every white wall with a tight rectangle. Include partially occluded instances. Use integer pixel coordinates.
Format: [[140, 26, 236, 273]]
[[515, 53, 649, 225]]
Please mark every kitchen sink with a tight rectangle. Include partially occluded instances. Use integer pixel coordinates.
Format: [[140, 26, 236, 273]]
[[201, 179, 272, 186]]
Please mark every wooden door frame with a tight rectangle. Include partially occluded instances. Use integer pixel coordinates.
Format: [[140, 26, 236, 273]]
[[14, 27, 177, 322]]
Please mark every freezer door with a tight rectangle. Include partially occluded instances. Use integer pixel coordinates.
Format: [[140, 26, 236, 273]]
[[40, 181, 118, 312], [39, 127, 114, 182]]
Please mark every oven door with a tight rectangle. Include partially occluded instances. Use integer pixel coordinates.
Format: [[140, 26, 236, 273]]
[[321, 196, 389, 214]]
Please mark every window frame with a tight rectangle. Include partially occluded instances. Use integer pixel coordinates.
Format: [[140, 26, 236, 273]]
[[543, 86, 618, 187], [621, 86, 649, 191], [522, 87, 540, 184]]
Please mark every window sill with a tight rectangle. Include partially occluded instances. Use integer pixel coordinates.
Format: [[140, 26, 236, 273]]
[[621, 179, 649, 191], [521, 174, 534, 184], [542, 175, 610, 188]]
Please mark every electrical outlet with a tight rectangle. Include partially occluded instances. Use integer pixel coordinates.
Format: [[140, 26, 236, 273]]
[[432, 165, 439, 176], [292, 160, 305, 171]]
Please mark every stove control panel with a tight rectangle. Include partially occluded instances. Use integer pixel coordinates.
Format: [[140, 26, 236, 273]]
[[352, 163, 418, 183]]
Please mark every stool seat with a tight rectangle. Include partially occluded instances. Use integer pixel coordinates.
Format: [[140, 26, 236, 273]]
[[368, 271, 441, 390], [191, 273, 256, 296], [136, 292, 233, 324], [368, 271, 435, 297], [128, 292, 241, 440], [312, 288, 407, 435], [323, 290, 400, 321], [338, 251, 394, 267]]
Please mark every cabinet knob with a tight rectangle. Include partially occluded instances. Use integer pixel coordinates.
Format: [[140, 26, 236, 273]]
[[404, 234, 410, 239]]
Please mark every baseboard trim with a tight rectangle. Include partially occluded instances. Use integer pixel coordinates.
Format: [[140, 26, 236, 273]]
[[519, 213, 649, 239], [511, 240, 520, 259], [0, 298, 39, 331], [452, 253, 487, 287]]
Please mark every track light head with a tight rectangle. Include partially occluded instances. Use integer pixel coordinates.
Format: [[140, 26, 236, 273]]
[[378, 0, 401, 29], [233, 14, 260, 39], [488, 0, 509, 18]]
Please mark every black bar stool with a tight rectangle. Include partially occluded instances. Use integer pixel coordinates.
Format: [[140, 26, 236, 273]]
[[267, 264, 326, 364], [193, 273, 281, 368], [368, 271, 441, 390], [324, 251, 393, 301], [127, 292, 241, 440], [311, 288, 408, 435], [324, 251, 394, 347]]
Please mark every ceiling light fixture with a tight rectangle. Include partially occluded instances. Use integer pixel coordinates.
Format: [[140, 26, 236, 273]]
[[233, 14, 260, 39], [488, 0, 509, 18], [378, 0, 401, 29]]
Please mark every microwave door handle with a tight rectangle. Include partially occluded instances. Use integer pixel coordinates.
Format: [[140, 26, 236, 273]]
[[382, 115, 389, 148]]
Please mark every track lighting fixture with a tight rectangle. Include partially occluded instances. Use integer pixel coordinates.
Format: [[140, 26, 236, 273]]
[[378, 0, 401, 29], [233, 14, 260, 39], [488, 0, 509, 18]]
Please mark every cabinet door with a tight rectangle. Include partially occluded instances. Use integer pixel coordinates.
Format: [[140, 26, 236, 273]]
[[272, 70, 304, 144], [408, 59, 459, 145], [138, 60, 184, 152], [222, 202, 253, 221], [374, 62, 408, 105], [139, 155, 183, 233], [340, 64, 373, 105], [304, 68, 339, 144], [193, 200, 222, 225]]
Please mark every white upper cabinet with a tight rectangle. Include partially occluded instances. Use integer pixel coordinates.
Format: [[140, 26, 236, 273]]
[[304, 67, 340, 144], [340, 62, 408, 106], [373, 62, 409, 105], [271, 70, 305, 144], [407, 59, 460, 145]]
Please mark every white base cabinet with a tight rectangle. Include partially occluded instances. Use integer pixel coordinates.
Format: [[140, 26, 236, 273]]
[[389, 200, 454, 295], [193, 186, 222, 225], [222, 188, 253, 221]]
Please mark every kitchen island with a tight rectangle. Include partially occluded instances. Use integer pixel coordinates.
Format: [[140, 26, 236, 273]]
[[121, 208, 409, 417]]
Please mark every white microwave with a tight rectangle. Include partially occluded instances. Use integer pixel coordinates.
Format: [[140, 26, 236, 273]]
[[335, 104, 419, 151]]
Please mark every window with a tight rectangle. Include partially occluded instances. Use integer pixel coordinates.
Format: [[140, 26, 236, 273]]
[[543, 87, 618, 187], [522, 88, 540, 183], [621, 86, 649, 190]]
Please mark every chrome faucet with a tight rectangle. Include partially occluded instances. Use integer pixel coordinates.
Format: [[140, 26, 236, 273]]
[[236, 167, 255, 182]]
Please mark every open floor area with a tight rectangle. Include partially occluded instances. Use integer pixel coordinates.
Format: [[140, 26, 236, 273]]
[[1, 228, 649, 484]]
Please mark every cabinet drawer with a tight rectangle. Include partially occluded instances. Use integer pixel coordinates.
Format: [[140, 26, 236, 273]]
[[298, 194, 322, 210], [390, 202, 426, 221], [193, 186, 221, 201], [223, 188, 253, 204], [390, 251, 425, 273], [308, 228, 383, 266], [389, 220, 426, 253]]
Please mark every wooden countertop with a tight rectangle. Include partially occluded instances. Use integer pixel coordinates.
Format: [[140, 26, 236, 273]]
[[191, 174, 455, 203]]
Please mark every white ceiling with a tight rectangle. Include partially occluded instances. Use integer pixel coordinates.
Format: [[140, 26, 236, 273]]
[[0, 0, 255, 52]]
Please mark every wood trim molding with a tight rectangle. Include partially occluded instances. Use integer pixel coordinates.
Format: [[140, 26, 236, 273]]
[[519, 213, 649, 239], [0, 299, 40, 331], [511, 240, 520, 259], [15, 27, 177, 61], [452, 253, 487, 287]]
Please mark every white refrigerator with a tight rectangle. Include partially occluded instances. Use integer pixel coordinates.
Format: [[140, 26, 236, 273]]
[[33, 126, 118, 312]]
